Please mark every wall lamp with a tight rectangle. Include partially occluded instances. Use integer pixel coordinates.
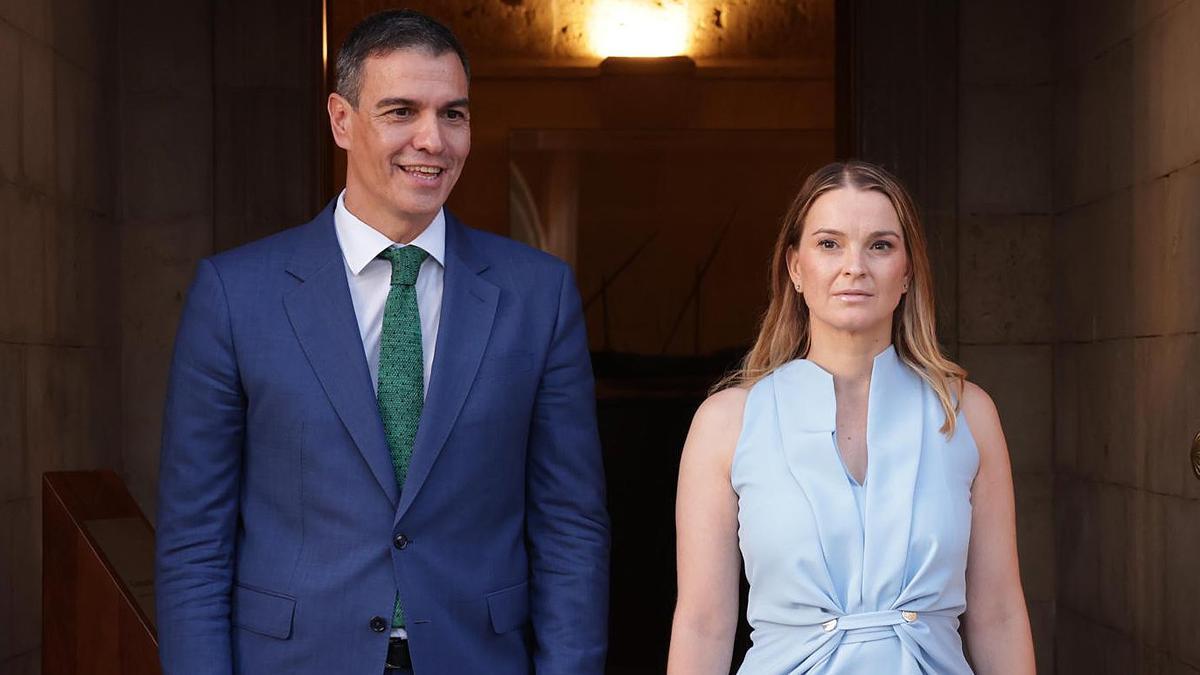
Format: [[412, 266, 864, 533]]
[[589, 0, 693, 63]]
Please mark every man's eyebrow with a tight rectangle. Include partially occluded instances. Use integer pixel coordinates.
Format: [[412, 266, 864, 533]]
[[375, 97, 417, 109], [373, 97, 471, 110]]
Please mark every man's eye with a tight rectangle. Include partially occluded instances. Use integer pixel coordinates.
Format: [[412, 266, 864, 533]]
[[389, 108, 412, 118], [445, 109, 467, 121]]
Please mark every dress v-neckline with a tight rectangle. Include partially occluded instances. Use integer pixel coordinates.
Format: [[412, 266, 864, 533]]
[[832, 431, 867, 488], [772, 343, 926, 612]]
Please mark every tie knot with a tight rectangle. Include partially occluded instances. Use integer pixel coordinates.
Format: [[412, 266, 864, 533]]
[[378, 245, 428, 286]]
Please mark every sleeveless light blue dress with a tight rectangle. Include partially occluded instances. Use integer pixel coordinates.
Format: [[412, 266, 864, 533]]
[[733, 346, 979, 674]]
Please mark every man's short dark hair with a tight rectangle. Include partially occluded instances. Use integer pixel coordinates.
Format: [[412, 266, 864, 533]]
[[335, 10, 470, 107]]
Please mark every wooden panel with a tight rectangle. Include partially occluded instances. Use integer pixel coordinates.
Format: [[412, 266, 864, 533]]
[[324, 1, 839, 234], [213, 0, 328, 251]]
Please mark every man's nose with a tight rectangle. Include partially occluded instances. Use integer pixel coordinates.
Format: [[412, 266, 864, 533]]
[[411, 113, 445, 154]]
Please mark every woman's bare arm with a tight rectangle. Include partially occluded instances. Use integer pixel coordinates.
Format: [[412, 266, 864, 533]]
[[667, 387, 747, 675], [961, 381, 1037, 674]]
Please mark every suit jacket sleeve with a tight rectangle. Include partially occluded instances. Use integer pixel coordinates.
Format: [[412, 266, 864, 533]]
[[155, 259, 244, 675], [526, 263, 611, 674]]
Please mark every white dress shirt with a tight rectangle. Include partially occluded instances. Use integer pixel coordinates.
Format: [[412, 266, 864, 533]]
[[333, 191, 445, 394]]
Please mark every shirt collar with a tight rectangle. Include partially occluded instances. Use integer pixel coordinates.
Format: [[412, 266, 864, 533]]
[[333, 190, 447, 275]]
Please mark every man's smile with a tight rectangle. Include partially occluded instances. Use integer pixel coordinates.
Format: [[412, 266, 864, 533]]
[[396, 163, 446, 183]]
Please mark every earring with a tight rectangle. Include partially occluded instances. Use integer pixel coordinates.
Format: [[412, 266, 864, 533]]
[[794, 283, 802, 293]]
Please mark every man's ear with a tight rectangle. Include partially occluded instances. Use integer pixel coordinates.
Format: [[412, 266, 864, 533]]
[[328, 93, 354, 151]]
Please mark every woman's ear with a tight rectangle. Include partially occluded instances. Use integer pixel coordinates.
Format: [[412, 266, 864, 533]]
[[785, 246, 802, 294]]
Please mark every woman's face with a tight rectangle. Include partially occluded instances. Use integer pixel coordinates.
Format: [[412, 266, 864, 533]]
[[787, 187, 910, 340]]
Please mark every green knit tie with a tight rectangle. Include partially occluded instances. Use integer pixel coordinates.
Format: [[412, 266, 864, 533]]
[[376, 244, 428, 628]]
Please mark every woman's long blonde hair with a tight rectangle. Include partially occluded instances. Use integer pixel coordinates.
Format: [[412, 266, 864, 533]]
[[718, 160, 967, 435]]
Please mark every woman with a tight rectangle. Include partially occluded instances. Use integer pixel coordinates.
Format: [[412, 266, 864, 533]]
[[667, 161, 1035, 674]]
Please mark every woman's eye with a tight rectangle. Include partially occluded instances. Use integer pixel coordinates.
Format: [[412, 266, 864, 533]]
[[817, 239, 837, 249], [871, 240, 894, 250]]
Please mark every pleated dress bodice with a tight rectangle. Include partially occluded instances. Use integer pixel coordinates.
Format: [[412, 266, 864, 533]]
[[732, 346, 979, 674]]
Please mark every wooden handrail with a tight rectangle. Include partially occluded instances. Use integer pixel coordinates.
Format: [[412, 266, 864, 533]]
[[42, 470, 160, 675]]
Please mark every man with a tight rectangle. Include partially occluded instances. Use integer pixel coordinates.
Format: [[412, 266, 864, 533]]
[[155, 10, 610, 674]]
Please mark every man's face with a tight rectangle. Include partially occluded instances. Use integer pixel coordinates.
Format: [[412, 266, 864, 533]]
[[332, 48, 470, 231]]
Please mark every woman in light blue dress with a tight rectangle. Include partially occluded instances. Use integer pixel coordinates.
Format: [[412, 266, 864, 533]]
[[667, 161, 1035, 674]]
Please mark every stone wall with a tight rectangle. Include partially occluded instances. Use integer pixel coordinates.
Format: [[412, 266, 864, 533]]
[[955, 1, 1057, 671], [0, 0, 120, 672], [0, 0, 322, 668], [117, 0, 215, 529], [1053, 0, 1200, 672]]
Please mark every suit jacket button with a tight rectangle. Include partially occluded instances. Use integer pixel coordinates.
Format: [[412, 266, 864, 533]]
[[369, 616, 388, 632], [393, 533, 410, 550]]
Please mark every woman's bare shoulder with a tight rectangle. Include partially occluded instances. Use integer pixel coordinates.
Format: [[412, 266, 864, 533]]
[[959, 380, 1007, 462], [696, 386, 750, 423], [960, 381, 999, 425], [683, 386, 751, 465]]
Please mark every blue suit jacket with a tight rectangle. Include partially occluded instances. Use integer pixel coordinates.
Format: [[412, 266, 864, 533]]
[[155, 203, 610, 674]]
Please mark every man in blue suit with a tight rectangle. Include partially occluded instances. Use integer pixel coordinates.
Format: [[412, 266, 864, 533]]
[[155, 10, 610, 674]]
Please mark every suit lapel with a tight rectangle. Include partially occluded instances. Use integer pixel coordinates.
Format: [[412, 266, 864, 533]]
[[283, 204, 400, 506], [397, 214, 499, 520]]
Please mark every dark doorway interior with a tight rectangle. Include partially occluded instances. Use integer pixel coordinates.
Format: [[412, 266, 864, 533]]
[[322, 2, 839, 672]]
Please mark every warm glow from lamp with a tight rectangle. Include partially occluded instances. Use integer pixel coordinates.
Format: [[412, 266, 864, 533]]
[[588, 1, 690, 58]]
